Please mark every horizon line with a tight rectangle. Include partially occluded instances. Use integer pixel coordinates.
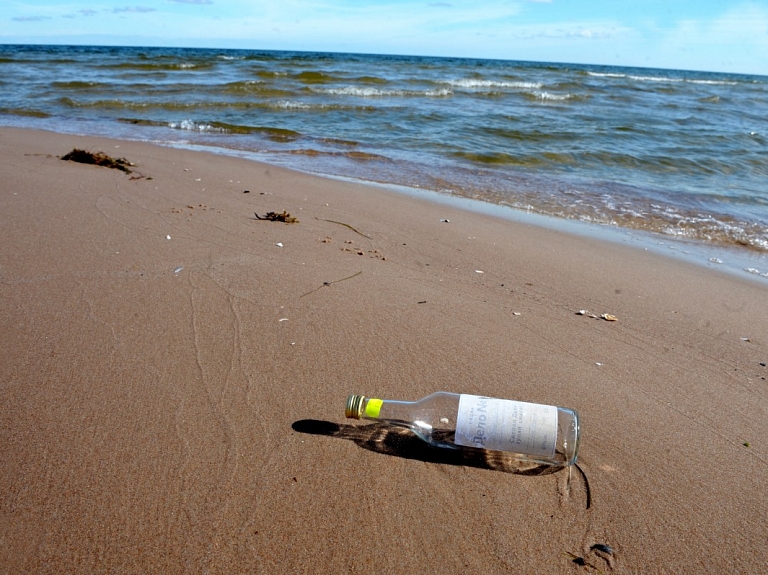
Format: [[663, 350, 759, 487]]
[[1, 40, 765, 79]]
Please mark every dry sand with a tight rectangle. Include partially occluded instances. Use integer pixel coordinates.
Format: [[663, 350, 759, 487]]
[[1, 127, 767, 573]]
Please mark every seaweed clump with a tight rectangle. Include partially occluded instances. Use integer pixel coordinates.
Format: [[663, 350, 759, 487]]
[[61, 148, 134, 173], [254, 211, 298, 223]]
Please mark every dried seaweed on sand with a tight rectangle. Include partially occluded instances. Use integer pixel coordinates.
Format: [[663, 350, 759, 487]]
[[254, 210, 299, 223], [61, 148, 134, 173]]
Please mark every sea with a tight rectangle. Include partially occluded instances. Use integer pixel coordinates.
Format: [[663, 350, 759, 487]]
[[2, 44, 767, 280]]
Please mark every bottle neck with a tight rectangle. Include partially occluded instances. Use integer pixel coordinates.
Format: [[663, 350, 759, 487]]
[[346, 395, 387, 420], [346, 395, 424, 427]]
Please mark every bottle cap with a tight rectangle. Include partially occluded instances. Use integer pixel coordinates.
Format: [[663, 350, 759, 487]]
[[345, 394, 365, 419]]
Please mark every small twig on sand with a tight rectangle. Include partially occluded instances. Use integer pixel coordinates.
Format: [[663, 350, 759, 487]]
[[300, 271, 363, 298], [315, 217, 371, 239]]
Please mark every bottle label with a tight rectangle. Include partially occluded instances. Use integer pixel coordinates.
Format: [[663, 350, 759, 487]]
[[455, 395, 557, 458]]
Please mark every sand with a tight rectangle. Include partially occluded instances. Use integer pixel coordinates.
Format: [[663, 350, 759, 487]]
[[1, 126, 766, 574]]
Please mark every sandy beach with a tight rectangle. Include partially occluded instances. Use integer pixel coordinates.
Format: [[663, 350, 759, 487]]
[[1, 126, 767, 573]]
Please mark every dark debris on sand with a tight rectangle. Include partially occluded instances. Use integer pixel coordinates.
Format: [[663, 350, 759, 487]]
[[61, 148, 135, 173], [254, 210, 299, 223]]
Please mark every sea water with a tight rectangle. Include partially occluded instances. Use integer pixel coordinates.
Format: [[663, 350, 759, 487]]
[[2, 45, 766, 277]]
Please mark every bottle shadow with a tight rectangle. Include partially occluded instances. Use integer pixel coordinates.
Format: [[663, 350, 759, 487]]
[[292, 419, 562, 476]]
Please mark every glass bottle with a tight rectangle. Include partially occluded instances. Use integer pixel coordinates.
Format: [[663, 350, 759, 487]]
[[345, 391, 580, 466]]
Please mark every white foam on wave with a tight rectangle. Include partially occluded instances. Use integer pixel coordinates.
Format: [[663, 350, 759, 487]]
[[529, 91, 576, 101], [312, 86, 452, 97], [442, 79, 542, 90], [587, 72, 626, 79], [168, 119, 223, 132], [686, 78, 738, 86], [271, 100, 325, 110], [313, 86, 400, 97], [273, 100, 313, 109], [629, 75, 683, 83], [424, 88, 453, 97], [591, 71, 737, 86], [743, 267, 768, 277]]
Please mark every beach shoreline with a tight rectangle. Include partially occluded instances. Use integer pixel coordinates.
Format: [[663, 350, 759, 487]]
[[2, 126, 767, 573], [7, 117, 768, 282], [3, 44, 767, 259], [254, 160, 768, 283]]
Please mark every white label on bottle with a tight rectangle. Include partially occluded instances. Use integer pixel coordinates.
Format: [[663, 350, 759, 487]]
[[455, 395, 557, 458]]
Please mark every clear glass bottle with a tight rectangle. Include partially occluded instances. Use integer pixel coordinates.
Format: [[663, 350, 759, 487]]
[[346, 391, 580, 466]]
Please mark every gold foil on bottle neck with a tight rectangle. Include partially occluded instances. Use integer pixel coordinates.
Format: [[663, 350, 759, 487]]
[[345, 395, 365, 419]]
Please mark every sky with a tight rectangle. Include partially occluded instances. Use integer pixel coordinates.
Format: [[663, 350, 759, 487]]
[[3, 0, 768, 75]]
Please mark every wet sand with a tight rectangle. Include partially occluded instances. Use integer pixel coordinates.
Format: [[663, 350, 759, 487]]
[[1, 127, 767, 573]]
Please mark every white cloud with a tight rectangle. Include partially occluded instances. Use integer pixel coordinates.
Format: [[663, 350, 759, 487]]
[[650, 2, 768, 72], [507, 22, 623, 40], [159, 0, 527, 53], [12, 15, 52, 22], [113, 6, 157, 14], [699, 2, 768, 44]]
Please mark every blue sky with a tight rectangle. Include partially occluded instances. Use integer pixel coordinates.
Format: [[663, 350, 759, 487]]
[[3, 1, 768, 75]]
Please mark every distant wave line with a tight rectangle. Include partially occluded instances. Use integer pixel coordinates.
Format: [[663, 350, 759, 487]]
[[587, 71, 738, 86]]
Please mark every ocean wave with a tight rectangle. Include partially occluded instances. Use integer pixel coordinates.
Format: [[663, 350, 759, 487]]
[[222, 81, 295, 97], [311, 86, 452, 97], [320, 137, 359, 147], [168, 120, 225, 132], [0, 56, 77, 65], [59, 97, 187, 109], [586, 71, 626, 79], [686, 78, 738, 86], [101, 61, 215, 71], [453, 146, 753, 180], [479, 127, 568, 142], [267, 100, 376, 111], [660, 217, 768, 251], [117, 118, 165, 127], [167, 120, 302, 141], [452, 151, 572, 167], [0, 107, 51, 118], [271, 100, 316, 110], [288, 70, 389, 85], [441, 79, 542, 90], [51, 81, 105, 89], [354, 76, 389, 84], [496, 188, 768, 252], [628, 75, 684, 83], [292, 71, 343, 84], [589, 70, 738, 86], [285, 149, 389, 161], [523, 91, 583, 102]]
